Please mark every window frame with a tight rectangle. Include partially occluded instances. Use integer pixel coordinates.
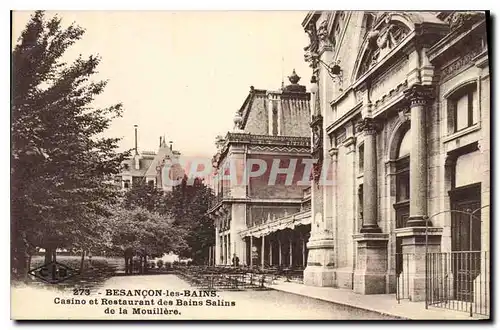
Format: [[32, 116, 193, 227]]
[[446, 81, 479, 134]]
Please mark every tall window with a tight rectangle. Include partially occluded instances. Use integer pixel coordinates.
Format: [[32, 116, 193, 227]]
[[394, 128, 410, 228], [358, 184, 364, 222], [448, 83, 478, 133], [358, 144, 364, 173]]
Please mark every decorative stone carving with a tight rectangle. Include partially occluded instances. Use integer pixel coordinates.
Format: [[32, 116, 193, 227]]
[[304, 22, 319, 69], [317, 19, 334, 50], [398, 109, 411, 123], [310, 114, 323, 184], [359, 117, 381, 136], [448, 11, 485, 31], [403, 84, 434, 107], [440, 38, 484, 81], [358, 16, 410, 78], [310, 114, 323, 155]]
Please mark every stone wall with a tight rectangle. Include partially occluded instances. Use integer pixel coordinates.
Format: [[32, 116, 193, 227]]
[[244, 94, 268, 135], [280, 97, 310, 137], [247, 154, 309, 199]]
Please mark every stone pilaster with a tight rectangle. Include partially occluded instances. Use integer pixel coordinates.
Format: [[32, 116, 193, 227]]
[[230, 204, 246, 264], [353, 233, 389, 294], [404, 85, 433, 227], [303, 147, 337, 287]]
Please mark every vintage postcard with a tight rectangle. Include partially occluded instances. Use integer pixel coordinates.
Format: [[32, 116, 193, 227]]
[[11, 10, 490, 320]]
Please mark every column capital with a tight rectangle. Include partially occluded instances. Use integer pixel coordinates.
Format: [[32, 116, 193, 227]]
[[359, 117, 382, 136], [404, 84, 434, 107]]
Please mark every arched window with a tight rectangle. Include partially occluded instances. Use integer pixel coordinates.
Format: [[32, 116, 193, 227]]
[[394, 127, 411, 228], [397, 129, 411, 158], [446, 82, 478, 134]]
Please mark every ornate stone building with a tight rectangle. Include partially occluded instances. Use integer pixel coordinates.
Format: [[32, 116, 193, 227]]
[[302, 10, 489, 306], [115, 126, 181, 191], [208, 72, 312, 267]]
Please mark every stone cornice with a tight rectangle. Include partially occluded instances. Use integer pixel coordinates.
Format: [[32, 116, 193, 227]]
[[427, 19, 486, 63], [326, 102, 362, 136]]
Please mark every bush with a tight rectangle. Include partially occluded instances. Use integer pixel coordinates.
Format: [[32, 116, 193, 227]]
[[164, 262, 172, 269], [156, 259, 164, 269]]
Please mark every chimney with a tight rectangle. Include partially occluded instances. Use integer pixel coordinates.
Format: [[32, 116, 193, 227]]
[[169, 141, 173, 151], [159, 136, 162, 148], [134, 125, 138, 155]]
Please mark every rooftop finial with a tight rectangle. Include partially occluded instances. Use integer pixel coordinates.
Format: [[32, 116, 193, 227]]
[[288, 69, 301, 85]]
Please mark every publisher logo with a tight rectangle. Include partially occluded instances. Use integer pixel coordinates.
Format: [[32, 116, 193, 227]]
[[28, 261, 78, 284]]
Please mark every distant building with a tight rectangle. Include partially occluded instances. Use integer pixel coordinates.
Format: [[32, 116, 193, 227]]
[[115, 126, 182, 191], [207, 71, 312, 268]]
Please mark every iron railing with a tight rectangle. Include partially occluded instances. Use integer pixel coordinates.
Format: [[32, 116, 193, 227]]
[[426, 251, 489, 317], [395, 253, 413, 302]]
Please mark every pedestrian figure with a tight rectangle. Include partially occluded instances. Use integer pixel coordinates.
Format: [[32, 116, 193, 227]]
[[232, 253, 239, 267]]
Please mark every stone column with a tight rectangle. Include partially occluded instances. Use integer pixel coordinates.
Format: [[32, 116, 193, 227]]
[[230, 204, 246, 263], [224, 234, 228, 265], [278, 238, 282, 266], [360, 118, 381, 233], [261, 236, 265, 268], [353, 117, 389, 294], [404, 85, 433, 227], [215, 222, 221, 265], [302, 238, 306, 267], [250, 236, 253, 267], [394, 84, 442, 301], [228, 144, 248, 261], [289, 238, 293, 267], [269, 239, 273, 266], [227, 234, 231, 265]]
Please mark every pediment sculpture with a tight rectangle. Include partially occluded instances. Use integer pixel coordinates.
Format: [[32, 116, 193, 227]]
[[357, 16, 410, 78]]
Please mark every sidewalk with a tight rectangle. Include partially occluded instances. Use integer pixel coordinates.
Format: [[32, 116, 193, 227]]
[[267, 280, 489, 320]]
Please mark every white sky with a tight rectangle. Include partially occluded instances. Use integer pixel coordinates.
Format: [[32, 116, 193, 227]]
[[12, 11, 311, 158]]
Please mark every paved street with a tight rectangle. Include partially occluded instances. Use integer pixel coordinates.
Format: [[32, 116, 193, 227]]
[[12, 274, 398, 320]]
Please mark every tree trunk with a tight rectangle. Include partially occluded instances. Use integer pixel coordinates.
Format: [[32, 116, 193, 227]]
[[44, 247, 54, 264], [80, 250, 86, 272], [24, 253, 32, 281]]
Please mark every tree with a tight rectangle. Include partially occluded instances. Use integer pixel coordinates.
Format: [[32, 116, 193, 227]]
[[123, 182, 166, 213], [121, 178, 215, 264], [163, 176, 215, 264], [11, 11, 129, 278], [101, 206, 188, 272]]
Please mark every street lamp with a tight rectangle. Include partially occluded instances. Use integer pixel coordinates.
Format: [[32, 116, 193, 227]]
[[309, 75, 319, 94], [317, 59, 343, 84]]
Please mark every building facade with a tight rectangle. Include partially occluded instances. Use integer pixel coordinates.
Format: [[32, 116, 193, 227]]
[[302, 10, 489, 306], [115, 126, 181, 191], [208, 72, 312, 268]]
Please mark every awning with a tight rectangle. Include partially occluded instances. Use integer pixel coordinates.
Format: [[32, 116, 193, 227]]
[[239, 209, 311, 238]]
